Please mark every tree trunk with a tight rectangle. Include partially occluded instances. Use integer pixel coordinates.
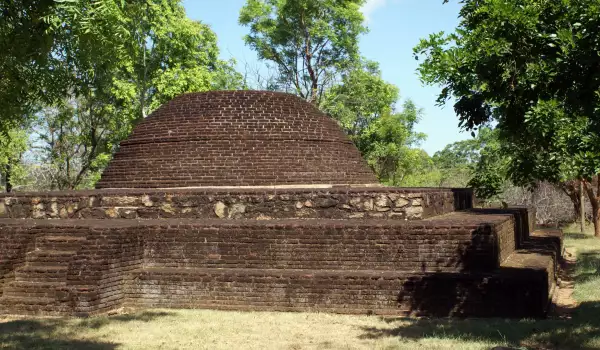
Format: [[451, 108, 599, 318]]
[[559, 180, 583, 221], [5, 163, 12, 193], [593, 204, 600, 237], [583, 177, 600, 238], [580, 180, 585, 233]]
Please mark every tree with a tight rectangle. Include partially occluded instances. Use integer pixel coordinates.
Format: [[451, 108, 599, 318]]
[[30, 99, 116, 190], [399, 150, 443, 187], [239, 0, 367, 103], [117, 0, 243, 118], [321, 61, 399, 141], [0, 128, 28, 192], [321, 62, 426, 184], [0, 0, 70, 133], [415, 0, 600, 236], [362, 102, 427, 185], [17, 0, 243, 189], [432, 127, 497, 188]]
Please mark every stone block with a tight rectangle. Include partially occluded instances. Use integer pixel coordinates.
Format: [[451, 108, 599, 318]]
[[406, 206, 424, 219], [316, 198, 338, 208], [142, 195, 154, 207], [215, 202, 227, 218], [228, 204, 246, 219], [395, 198, 410, 208]]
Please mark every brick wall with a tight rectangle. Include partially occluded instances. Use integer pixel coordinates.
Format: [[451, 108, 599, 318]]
[[0, 224, 36, 296], [96, 91, 379, 188], [141, 219, 504, 272], [0, 213, 533, 317], [127, 268, 549, 318], [0, 187, 473, 221]]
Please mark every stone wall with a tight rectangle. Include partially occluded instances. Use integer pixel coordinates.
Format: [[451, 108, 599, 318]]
[[0, 187, 473, 221], [96, 91, 378, 188]]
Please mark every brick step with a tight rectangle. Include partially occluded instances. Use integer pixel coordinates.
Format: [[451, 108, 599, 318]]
[[35, 235, 85, 251], [143, 258, 464, 272], [15, 265, 67, 282], [0, 295, 71, 316], [126, 266, 553, 318], [526, 228, 563, 257], [137, 215, 510, 272], [3, 281, 67, 298], [0, 295, 57, 305], [501, 249, 557, 299], [26, 250, 77, 264]]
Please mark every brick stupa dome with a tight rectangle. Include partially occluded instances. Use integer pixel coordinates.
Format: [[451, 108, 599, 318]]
[[96, 91, 378, 188]]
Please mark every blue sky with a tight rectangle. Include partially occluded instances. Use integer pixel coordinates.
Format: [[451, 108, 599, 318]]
[[182, 0, 472, 155]]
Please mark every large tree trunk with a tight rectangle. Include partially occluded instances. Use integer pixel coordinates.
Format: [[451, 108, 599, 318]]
[[583, 177, 600, 237], [559, 180, 583, 221], [593, 202, 600, 237]]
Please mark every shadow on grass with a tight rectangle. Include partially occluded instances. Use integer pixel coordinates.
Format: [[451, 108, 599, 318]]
[[574, 252, 600, 285], [77, 310, 174, 329], [565, 232, 591, 240], [359, 240, 600, 350], [0, 319, 116, 350], [360, 301, 600, 349], [0, 310, 174, 350]]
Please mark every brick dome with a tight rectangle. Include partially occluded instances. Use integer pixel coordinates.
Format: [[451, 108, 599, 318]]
[[96, 91, 378, 188]]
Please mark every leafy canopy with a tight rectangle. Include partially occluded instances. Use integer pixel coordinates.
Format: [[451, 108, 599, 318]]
[[321, 62, 426, 184], [1, 0, 243, 190], [239, 0, 367, 103], [414, 0, 600, 186]]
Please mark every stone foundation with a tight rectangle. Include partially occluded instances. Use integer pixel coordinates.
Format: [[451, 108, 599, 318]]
[[0, 187, 473, 220]]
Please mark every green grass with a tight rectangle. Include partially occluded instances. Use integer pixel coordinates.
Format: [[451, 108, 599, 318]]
[[2, 226, 600, 350]]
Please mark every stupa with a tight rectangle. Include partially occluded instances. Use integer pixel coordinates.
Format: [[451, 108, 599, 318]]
[[0, 91, 561, 317]]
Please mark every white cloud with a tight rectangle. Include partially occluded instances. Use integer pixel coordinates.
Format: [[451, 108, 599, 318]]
[[361, 0, 387, 22]]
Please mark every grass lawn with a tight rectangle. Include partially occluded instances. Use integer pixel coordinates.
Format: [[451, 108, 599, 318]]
[[2, 225, 600, 350]]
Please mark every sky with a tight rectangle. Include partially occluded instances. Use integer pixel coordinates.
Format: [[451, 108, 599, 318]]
[[182, 0, 472, 155]]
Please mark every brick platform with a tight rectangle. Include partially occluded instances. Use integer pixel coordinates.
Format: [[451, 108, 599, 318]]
[[0, 91, 562, 318], [0, 210, 560, 318]]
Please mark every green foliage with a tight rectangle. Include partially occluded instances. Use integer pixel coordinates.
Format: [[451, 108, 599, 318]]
[[321, 61, 399, 139], [0, 0, 69, 132], [362, 101, 427, 185], [321, 62, 426, 185], [432, 127, 505, 193], [396, 149, 443, 187], [466, 133, 509, 199], [0, 0, 243, 189], [114, 1, 243, 116], [31, 100, 116, 190], [414, 0, 600, 187], [0, 128, 29, 191], [239, 0, 367, 103]]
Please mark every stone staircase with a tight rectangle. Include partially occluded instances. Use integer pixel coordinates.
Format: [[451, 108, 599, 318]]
[[0, 233, 85, 315]]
